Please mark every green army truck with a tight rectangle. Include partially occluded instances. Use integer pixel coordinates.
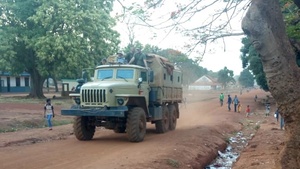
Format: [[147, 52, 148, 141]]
[[61, 54, 183, 142]]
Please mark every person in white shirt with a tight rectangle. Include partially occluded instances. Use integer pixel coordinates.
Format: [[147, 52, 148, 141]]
[[44, 98, 55, 130]]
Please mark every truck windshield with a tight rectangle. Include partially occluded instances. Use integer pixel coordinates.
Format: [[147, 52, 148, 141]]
[[97, 69, 113, 80], [116, 69, 134, 79]]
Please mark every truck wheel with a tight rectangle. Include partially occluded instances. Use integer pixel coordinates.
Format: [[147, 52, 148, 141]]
[[155, 105, 169, 133], [73, 116, 95, 141], [126, 107, 146, 142], [168, 104, 177, 130]]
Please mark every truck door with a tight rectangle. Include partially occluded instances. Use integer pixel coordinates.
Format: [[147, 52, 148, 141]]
[[140, 71, 150, 106]]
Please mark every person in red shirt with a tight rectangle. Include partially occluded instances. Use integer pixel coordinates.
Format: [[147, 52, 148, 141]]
[[245, 105, 250, 117]]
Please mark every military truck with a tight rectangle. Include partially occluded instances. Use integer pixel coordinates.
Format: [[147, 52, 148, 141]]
[[61, 54, 183, 142]]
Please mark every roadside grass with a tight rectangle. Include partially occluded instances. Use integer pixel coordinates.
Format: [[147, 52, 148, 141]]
[[0, 95, 74, 107], [0, 96, 43, 104], [166, 158, 180, 168], [0, 118, 73, 133]]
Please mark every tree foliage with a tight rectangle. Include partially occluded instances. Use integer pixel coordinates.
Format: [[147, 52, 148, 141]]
[[0, 0, 120, 97], [240, 37, 269, 91], [238, 69, 254, 88], [157, 48, 208, 85], [217, 66, 235, 88]]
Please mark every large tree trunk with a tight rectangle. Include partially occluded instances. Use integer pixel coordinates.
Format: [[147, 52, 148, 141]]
[[52, 75, 59, 92], [242, 0, 300, 168], [53, 78, 59, 92], [28, 68, 45, 98]]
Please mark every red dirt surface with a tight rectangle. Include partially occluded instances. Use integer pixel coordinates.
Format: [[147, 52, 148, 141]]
[[0, 89, 284, 169]]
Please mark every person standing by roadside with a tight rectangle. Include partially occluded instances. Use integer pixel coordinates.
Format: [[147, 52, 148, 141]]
[[219, 93, 224, 106], [44, 98, 55, 130], [227, 95, 232, 111], [233, 95, 239, 112]]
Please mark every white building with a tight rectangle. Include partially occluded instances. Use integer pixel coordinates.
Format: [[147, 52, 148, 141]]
[[189, 75, 221, 90], [0, 72, 31, 93]]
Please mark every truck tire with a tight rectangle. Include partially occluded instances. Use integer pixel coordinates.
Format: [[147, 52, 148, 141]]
[[126, 107, 146, 142], [155, 105, 169, 133], [73, 116, 95, 141], [168, 104, 177, 130]]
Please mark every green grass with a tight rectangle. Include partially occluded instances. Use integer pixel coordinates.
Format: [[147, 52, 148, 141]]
[[0, 96, 74, 108], [0, 118, 73, 133], [254, 124, 260, 130], [166, 158, 180, 168], [0, 97, 42, 104]]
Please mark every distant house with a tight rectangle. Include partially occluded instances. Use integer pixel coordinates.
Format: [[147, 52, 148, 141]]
[[0, 72, 31, 93], [188, 75, 221, 90]]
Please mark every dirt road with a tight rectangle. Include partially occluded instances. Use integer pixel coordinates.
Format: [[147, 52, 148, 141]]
[[0, 90, 267, 169]]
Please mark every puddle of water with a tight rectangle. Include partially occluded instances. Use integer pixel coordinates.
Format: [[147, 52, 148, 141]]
[[205, 131, 253, 169]]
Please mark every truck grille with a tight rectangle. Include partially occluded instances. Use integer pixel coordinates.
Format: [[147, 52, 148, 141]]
[[81, 89, 106, 103]]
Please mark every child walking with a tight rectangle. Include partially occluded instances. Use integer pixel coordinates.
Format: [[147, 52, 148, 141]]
[[245, 105, 250, 117], [265, 104, 270, 116], [237, 101, 242, 113], [44, 98, 55, 130]]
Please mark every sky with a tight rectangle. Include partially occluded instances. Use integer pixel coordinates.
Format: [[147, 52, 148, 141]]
[[113, 0, 248, 75]]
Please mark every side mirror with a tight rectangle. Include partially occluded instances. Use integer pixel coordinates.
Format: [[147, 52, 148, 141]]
[[138, 77, 142, 88], [138, 77, 143, 83]]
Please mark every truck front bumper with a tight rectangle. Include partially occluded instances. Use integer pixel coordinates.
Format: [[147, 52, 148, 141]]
[[61, 106, 128, 117]]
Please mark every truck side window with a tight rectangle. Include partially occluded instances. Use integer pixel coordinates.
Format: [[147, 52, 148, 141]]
[[141, 71, 147, 81]]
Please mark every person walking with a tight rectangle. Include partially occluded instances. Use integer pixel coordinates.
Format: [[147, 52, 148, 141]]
[[265, 103, 271, 116], [233, 95, 239, 112], [44, 98, 55, 130], [227, 95, 232, 111], [219, 93, 224, 106], [245, 105, 251, 117], [237, 101, 242, 113]]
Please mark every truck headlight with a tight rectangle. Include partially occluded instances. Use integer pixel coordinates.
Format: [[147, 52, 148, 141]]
[[117, 98, 124, 105]]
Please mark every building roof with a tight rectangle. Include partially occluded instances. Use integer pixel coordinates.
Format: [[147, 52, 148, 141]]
[[0, 71, 30, 76], [190, 75, 220, 86]]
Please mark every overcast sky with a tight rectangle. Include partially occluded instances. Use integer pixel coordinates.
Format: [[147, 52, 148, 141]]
[[113, 0, 248, 75]]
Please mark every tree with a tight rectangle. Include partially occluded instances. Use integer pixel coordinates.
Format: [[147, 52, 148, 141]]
[[157, 48, 208, 85], [238, 69, 254, 88], [240, 37, 269, 91], [115, 0, 247, 56], [240, 0, 300, 91], [242, 0, 300, 168], [0, 0, 120, 98], [217, 67, 235, 89]]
